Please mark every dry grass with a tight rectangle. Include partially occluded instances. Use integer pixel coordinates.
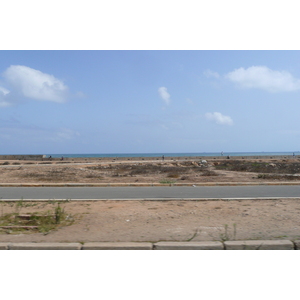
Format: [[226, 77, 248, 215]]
[[2, 157, 300, 184], [0, 201, 74, 234], [257, 174, 300, 180], [201, 170, 218, 176], [215, 160, 300, 174], [21, 169, 77, 182]]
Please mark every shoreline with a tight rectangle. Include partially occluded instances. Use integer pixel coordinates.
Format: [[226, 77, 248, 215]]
[[1, 155, 299, 163], [0, 153, 300, 162]]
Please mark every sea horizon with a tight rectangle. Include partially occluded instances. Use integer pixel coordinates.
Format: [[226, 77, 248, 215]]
[[43, 151, 300, 158]]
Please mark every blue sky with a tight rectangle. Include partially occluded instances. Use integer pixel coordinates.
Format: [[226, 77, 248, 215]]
[[1, 50, 300, 154]]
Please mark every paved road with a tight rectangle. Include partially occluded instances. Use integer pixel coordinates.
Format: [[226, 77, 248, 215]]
[[1, 186, 300, 200]]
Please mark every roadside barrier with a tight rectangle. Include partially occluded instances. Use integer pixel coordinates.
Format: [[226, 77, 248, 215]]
[[0, 240, 299, 250]]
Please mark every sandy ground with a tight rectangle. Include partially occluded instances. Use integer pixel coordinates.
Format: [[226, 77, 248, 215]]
[[1, 199, 300, 243], [1, 156, 300, 243], [0, 199, 300, 242], [1, 156, 300, 184]]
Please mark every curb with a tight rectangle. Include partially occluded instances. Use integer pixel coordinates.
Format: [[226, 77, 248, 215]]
[[82, 242, 153, 250], [224, 240, 294, 250], [8, 242, 82, 250], [153, 241, 224, 250], [0, 243, 9, 250], [0, 240, 299, 250]]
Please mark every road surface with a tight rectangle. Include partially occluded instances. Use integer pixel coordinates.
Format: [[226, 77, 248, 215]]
[[1, 185, 300, 200]]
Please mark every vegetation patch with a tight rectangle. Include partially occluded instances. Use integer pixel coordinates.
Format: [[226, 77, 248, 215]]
[[21, 168, 77, 182], [0, 202, 74, 234], [214, 160, 300, 174], [201, 170, 218, 176], [87, 162, 206, 177], [167, 172, 180, 178], [159, 179, 176, 184], [257, 174, 300, 180]]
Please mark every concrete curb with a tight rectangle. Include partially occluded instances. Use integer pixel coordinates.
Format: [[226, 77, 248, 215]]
[[153, 241, 224, 250], [0, 243, 9, 250], [8, 242, 82, 250], [0, 240, 299, 250], [82, 242, 153, 250], [292, 240, 300, 250], [224, 240, 294, 250]]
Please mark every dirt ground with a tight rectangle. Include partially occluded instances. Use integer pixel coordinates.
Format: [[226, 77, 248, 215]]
[[1, 156, 300, 243], [1, 156, 300, 184], [1, 199, 300, 243]]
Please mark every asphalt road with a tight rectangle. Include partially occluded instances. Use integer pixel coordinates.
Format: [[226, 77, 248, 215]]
[[1, 185, 300, 200]]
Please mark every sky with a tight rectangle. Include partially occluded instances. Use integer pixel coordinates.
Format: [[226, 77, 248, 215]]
[[1, 50, 300, 154]]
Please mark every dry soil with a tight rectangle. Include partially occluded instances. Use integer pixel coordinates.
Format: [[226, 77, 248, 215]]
[[1, 156, 300, 243]]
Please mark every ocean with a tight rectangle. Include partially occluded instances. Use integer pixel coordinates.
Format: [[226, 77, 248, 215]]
[[46, 152, 299, 158]]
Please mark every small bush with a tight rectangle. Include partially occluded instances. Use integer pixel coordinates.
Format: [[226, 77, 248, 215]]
[[85, 174, 104, 179], [0, 202, 73, 234], [201, 170, 218, 176], [159, 179, 176, 184], [257, 174, 300, 180], [167, 173, 180, 178], [55, 204, 63, 224]]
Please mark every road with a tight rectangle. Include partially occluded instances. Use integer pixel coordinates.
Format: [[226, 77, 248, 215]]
[[1, 185, 300, 200]]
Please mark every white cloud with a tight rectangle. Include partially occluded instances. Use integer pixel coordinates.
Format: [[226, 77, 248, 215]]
[[3, 65, 69, 102], [204, 69, 220, 78], [158, 86, 171, 105], [225, 66, 300, 92], [0, 86, 11, 107], [205, 112, 233, 125]]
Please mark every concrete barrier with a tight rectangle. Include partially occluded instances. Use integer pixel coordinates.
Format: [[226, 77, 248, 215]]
[[0, 243, 9, 250], [0, 240, 298, 250], [154, 241, 224, 250], [293, 240, 300, 249], [9, 242, 82, 250], [82, 242, 153, 250], [224, 240, 294, 250]]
